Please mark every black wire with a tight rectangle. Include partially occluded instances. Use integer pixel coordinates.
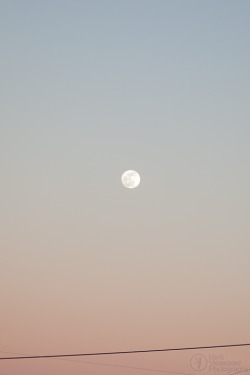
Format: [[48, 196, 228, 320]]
[[1, 350, 250, 375], [0, 350, 194, 375], [0, 343, 249, 360]]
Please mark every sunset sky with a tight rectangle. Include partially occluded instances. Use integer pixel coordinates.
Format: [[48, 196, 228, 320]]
[[1, 1, 250, 374]]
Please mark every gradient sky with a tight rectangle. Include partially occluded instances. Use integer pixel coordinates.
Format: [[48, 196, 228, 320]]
[[1, 1, 250, 374]]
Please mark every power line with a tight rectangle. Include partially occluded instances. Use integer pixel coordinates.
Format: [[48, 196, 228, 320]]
[[0, 343, 249, 361], [60, 359, 250, 375], [0, 350, 193, 375], [231, 370, 250, 375], [0, 350, 194, 375], [0, 349, 249, 375], [1, 352, 250, 375]]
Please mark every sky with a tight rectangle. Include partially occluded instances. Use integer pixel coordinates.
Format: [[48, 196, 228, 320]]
[[0, 0, 250, 374]]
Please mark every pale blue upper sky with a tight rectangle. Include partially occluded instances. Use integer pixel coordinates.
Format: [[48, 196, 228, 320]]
[[1, 0, 249, 230]]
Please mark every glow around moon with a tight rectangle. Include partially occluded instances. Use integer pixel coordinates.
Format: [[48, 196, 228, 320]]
[[121, 170, 140, 189]]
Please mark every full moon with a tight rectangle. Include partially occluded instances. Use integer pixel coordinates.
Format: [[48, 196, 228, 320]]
[[121, 170, 140, 189]]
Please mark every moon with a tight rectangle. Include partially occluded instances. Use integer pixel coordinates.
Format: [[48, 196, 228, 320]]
[[121, 170, 140, 189]]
